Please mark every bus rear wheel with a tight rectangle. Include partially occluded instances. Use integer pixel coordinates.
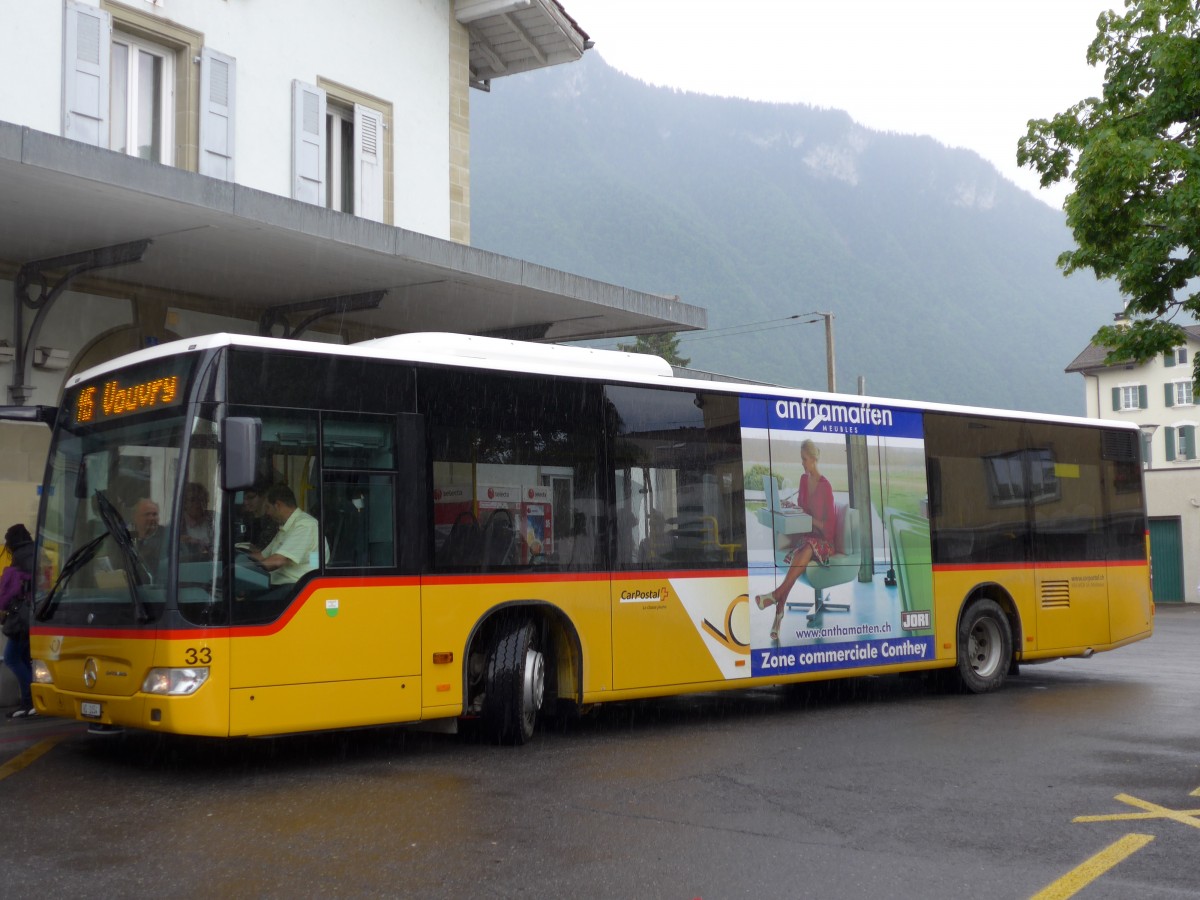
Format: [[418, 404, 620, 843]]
[[955, 599, 1012, 694], [482, 618, 545, 745]]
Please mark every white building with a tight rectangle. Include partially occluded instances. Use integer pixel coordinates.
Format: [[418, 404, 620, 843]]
[[0, 0, 706, 707], [0, 0, 705, 527], [7, 0, 597, 240], [1065, 323, 1200, 603]]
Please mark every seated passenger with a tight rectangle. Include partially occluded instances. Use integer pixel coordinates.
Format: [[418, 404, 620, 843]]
[[238, 481, 279, 549], [132, 498, 160, 548], [180, 482, 215, 560], [131, 497, 165, 577], [248, 484, 319, 584]]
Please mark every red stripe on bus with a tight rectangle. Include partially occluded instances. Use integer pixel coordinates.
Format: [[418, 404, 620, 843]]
[[421, 571, 609, 587], [29, 569, 752, 641], [932, 558, 1145, 573]]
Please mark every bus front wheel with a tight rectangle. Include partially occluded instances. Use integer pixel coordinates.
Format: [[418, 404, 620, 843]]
[[482, 618, 545, 745], [955, 599, 1012, 694]]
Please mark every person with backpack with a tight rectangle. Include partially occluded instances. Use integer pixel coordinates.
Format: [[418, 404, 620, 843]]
[[1, 523, 36, 718]]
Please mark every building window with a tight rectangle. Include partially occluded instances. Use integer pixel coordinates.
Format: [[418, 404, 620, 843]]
[[1112, 385, 1147, 412], [326, 103, 355, 214], [63, 2, 226, 176], [110, 32, 174, 164], [1166, 381, 1195, 408], [1164, 347, 1189, 367], [292, 80, 390, 223], [1166, 425, 1197, 462]]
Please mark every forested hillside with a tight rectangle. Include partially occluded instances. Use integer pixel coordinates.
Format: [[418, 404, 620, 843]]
[[469, 54, 1122, 415]]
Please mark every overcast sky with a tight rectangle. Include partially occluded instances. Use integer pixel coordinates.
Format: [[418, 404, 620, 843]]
[[561, 0, 1118, 208]]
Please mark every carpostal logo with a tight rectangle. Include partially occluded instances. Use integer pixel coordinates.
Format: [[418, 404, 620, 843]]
[[620, 585, 671, 603], [776, 398, 894, 432]]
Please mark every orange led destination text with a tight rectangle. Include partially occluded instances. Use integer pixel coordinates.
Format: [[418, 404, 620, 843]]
[[77, 375, 179, 423]]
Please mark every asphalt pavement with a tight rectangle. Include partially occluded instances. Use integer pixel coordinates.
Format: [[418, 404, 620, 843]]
[[1, 605, 1198, 899]]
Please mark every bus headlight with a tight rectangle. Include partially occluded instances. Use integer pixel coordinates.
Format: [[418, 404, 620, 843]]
[[142, 667, 209, 696], [31, 660, 53, 684]]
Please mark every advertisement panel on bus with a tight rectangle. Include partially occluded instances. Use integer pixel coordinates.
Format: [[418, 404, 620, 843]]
[[740, 395, 935, 677]]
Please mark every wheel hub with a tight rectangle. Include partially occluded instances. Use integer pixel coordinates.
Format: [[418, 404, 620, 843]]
[[524, 648, 545, 714], [970, 619, 1001, 677]]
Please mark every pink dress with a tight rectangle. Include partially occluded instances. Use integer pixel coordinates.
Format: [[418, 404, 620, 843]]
[[789, 473, 835, 565]]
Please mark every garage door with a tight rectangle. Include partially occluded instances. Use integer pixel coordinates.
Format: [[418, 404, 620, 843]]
[[1148, 517, 1184, 603]]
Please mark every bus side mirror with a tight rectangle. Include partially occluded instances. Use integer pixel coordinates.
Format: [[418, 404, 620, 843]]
[[224, 417, 261, 491]]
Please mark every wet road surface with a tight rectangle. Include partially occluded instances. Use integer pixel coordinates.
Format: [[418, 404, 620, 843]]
[[2, 607, 1197, 898]]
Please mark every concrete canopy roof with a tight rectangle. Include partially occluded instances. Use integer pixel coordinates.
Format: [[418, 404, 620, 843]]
[[457, 0, 590, 89], [0, 122, 704, 344]]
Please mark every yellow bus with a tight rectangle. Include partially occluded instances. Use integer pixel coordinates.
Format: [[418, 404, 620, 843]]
[[20, 333, 1152, 743]]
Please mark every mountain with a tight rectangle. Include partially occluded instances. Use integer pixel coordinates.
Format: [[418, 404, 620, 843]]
[[468, 53, 1121, 416]]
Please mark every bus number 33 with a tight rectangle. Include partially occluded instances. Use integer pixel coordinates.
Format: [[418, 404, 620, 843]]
[[184, 647, 212, 665]]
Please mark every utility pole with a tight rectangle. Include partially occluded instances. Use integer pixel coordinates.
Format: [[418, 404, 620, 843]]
[[819, 311, 836, 393], [796, 311, 836, 392]]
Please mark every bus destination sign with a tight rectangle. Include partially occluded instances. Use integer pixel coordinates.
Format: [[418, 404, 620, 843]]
[[71, 359, 190, 425]]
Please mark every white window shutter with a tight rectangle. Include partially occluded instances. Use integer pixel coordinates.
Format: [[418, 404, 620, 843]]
[[354, 104, 385, 222], [199, 48, 236, 180], [62, 1, 111, 146], [292, 80, 326, 206]]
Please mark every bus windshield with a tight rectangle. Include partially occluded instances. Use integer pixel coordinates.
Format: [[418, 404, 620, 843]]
[[39, 413, 188, 627]]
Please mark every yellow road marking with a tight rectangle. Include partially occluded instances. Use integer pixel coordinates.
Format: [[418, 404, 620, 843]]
[[0, 735, 66, 781], [1031, 833, 1154, 900], [1074, 793, 1200, 830]]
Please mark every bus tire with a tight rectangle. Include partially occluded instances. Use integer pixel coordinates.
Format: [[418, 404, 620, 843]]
[[482, 618, 545, 745], [955, 599, 1012, 694]]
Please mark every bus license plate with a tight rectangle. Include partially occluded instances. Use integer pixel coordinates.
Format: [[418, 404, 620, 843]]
[[81, 701, 101, 719]]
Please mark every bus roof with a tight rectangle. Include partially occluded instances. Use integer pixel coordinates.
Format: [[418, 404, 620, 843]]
[[64, 331, 1135, 433]]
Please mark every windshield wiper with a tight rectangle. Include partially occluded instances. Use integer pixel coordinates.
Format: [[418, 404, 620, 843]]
[[36, 529, 110, 620], [93, 491, 152, 624]]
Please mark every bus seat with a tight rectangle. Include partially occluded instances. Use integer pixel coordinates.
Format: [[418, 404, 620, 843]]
[[557, 528, 593, 570], [326, 499, 368, 566], [787, 502, 859, 620], [440, 511, 481, 566], [481, 509, 517, 568]]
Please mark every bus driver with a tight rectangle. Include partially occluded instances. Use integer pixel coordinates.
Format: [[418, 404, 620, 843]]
[[247, 484, 319, 584]]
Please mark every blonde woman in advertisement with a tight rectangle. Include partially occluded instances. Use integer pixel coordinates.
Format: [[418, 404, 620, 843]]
[[756, 439, 836, 641]]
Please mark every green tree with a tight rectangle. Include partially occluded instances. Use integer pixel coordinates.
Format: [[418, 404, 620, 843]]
[[1017, 0, 1200, 374], [743, 464, 775, 493], [617, 332, 691, 367]]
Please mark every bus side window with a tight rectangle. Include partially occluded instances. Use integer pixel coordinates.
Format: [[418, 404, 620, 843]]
[[605, 386, 747, 571], [422, 370, 604, 572], [322, 413, 397, 569], [228, 408, 320, 625]]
